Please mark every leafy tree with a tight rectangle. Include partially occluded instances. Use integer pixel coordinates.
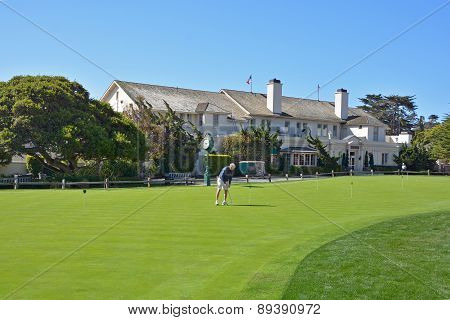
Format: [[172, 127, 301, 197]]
[[222, 125, 282, 173], [364, 151, 369, 169], [126, 96, 202, 174], [358, 94, 417, 135], [369, 152, 374, 168], [428, 114, 439, 125], [341, 153, 348, 170], [306, 134, 339, 171], [0, 76, 145, 174], [25, 155, 43, 176], [414, 116, 449, 161], [393, 143, 434, 171]]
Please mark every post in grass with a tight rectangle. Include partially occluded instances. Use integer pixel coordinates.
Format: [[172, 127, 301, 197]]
[[82, 189, 87, 215], [316, 172, 319, 191], [350, 180, 353, 199]]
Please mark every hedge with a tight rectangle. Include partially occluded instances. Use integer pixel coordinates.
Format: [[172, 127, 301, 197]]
[[208, 154, 232, 176]]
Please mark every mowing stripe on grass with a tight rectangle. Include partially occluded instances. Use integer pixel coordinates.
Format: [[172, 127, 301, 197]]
[[273, 181, 446, 298], [2, 187, 173, 299]]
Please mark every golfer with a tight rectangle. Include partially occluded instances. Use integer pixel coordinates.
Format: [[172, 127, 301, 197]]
[[215, 163, 236, 206]]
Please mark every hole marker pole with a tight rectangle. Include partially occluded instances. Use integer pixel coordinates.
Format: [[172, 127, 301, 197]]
[[316, 172, 319, 191]]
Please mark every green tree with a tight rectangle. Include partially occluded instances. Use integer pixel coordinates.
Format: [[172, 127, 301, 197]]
[[0, 76, 145, 174], [394, 143, 434, 171], [127, 97, 202, 174], [369, 152, 374, 168], [358, 94, 417, 135], [364, 151, 369, 169], [341, 153, 348, 170], [414, 116, 449, 161], [306, 134, 339, 171], [222, 125, 282, 173]]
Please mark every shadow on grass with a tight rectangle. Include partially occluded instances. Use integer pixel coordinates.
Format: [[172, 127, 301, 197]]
[[240, 185, 264, 188], [231, 204, 275, 207]]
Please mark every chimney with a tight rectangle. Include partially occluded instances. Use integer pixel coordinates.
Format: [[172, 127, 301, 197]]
[[334, 88, 348, 119], [267, 79, 282, 114]]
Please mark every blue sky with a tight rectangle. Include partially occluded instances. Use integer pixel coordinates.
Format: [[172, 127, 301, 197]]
[[1, 0, 449, 118]]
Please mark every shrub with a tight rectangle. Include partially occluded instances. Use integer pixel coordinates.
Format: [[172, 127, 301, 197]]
[[288, 165, 338, 175], [25, 155, 43, 176], [100, 159, 137, 178], [371, 165, 398, 172], [208, 154, 232, 176]]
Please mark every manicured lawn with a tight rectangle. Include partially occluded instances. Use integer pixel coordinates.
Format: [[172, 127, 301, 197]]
[[283, 211, 449, 299], [0, 176, 448, 299]]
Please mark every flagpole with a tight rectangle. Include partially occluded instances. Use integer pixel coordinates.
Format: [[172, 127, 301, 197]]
[[317, 84, 320, 101], [251, 78, 253, 93]]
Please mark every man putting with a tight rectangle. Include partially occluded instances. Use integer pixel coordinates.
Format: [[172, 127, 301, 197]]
[[215, 163, 236, 206]]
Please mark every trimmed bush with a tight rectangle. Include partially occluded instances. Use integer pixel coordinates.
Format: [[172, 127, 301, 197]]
[[289, 165, 341, 175], [208, 154, 232, 176], [25, 155, 43, 176], [371, 165, 398, 172]]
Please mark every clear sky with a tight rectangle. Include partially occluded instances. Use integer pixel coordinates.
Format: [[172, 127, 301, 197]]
[[1, 0, 449, 118]]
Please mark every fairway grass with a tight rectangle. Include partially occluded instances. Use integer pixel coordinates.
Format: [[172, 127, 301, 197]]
[[0, 176, 449, 299]]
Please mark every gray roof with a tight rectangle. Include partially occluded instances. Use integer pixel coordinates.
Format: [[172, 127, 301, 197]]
[[280, 146, 317, 153], [222, 89, 345, 122], [116, 81, 248, 120], [346, 108, 386, 127], [114, 81, 384, 125]]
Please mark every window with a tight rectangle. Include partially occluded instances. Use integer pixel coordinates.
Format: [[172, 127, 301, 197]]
[[333, 125, 338, 138], [305, 154, 310, 165], [382, 153, 388, 165], [317, 124, 322, 137], [310, 154, 317, 166], [293, 154, 299, 165], [296, 122, 300, 129], [322, 124, 328, 137], [292, 153, 317, 166], [249, 119, 255, 127], [374, 126, 379, 141], [303, 123, 308, 130], [186, 114, 192, 122], [213, 114, 219, 126], [285, 121, 290, 128], [267, 120, 271, 129], [198, 113, 203, 126]]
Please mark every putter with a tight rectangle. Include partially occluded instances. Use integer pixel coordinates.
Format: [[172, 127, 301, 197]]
[[228, 189, 233, 205]]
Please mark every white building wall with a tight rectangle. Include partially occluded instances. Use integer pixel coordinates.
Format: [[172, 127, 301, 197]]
[[103, 85, 135, 112], [349, 126, 369, 139]]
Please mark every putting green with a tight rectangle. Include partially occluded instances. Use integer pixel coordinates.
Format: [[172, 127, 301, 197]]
[[0, 176, 448, 299]]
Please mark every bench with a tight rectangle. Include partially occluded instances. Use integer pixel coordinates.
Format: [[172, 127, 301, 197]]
[[164, 172, 195, 185]]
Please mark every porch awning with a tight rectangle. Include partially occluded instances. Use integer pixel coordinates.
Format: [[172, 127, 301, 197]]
[[280, 146, 317, 153]]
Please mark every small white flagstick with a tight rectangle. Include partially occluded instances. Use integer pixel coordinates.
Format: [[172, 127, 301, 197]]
[[350, 181, 353, 199]]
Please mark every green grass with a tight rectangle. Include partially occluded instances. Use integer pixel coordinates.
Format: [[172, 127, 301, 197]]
[[283, 211, 449, 299], [0, 176, 448, 299]]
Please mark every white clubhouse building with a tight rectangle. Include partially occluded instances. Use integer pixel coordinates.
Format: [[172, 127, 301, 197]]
[[101, 79, 410, 172]]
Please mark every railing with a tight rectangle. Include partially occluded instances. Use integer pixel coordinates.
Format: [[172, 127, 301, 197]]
[[0, 170, 447, 190]]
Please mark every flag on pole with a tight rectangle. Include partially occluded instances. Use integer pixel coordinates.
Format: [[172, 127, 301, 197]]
[[246, 75, 252, 85]]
